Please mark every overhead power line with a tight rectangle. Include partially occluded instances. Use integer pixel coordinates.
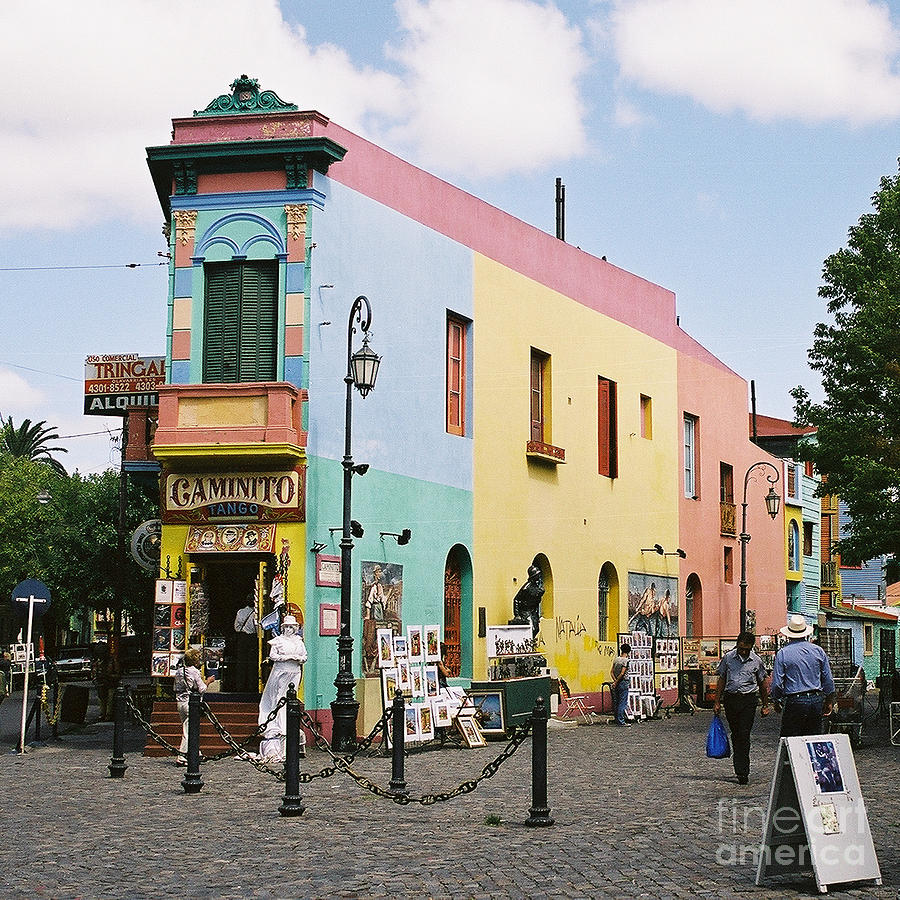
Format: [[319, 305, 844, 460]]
[[0, 262, 167, 272]]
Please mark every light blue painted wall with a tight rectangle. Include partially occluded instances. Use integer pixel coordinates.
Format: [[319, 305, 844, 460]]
[[305, 175, 474, 491], [800, 471, 820, 620]]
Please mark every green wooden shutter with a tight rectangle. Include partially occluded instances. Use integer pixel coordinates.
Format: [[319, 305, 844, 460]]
[[203, 261, 277, 383], [238, 263, 278, 381]]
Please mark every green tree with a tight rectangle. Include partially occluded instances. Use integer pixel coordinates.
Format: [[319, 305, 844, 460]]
[[792, 164, 900, 565], [0, 456, 157, 645], [0, 415, 68, 476]]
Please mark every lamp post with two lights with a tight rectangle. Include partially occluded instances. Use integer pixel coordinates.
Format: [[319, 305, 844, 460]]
[[330, 296, 381, 753]]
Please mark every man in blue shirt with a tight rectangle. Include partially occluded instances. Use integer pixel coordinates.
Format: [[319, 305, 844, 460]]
[[770, 614, 835, 737], [714, 631, 770, 784]]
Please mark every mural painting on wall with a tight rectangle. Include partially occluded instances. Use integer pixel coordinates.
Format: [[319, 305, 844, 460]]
[[361, 561, 403, 676], [627, 572, 679, 638]]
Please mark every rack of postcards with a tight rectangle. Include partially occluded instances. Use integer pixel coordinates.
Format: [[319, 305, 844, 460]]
[[151, 578, 188, 676], [679, 635, 781, 706], [376, 623, 452, 746], [620, 631, 656, 719]]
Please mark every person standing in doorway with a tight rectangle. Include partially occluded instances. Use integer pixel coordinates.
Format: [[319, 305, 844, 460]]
[[770, 614, 835, 737], [714, 631, 770, 784], [611, 643, 632, 726], [232, 593, 259, 693]]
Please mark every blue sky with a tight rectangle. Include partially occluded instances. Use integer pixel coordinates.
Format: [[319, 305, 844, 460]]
[[3, 0, 900, 474]]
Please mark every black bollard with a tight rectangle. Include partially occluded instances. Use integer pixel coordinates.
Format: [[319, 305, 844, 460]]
[[279, 684, 306, 817], [181, 689, 203, 794], [389, 689, 408, 797], [108, 684, 128, 778], [525, 696, 555, 827]]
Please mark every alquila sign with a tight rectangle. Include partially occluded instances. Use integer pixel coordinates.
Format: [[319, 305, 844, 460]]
[[84, 354, 166, 416], [163, 470, 304, 523]]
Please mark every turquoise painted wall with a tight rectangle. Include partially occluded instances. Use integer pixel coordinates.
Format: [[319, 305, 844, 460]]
[[301, 175, 475, 705]]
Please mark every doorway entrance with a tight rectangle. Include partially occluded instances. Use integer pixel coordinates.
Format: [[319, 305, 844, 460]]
[[194, 555, 268, 693]]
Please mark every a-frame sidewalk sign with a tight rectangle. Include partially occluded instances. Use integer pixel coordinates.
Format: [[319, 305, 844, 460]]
[[756, 733, 881, 894]]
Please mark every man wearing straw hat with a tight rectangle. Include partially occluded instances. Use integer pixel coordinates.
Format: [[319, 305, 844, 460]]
[[770, 614, 835, 737]]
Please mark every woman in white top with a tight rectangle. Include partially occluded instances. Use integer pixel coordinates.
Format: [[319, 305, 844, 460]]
[[173, 647, 214, 761]]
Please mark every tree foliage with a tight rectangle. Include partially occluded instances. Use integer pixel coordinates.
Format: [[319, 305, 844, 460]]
[[0, 455, 157, 641], [0, 415, 68, 476], [792, 164, 900, 565]]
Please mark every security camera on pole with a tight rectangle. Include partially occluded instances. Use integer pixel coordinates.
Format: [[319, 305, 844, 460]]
[[10, 578, 52, 754]]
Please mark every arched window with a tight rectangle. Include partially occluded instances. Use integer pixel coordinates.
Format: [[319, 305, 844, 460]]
[[597, 563, 619, 642], [789, 521, 800, 572]]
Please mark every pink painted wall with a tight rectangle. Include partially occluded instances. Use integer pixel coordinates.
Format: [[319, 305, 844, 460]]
[[168, 111, 737, 375], [677, 353, 786, 637]]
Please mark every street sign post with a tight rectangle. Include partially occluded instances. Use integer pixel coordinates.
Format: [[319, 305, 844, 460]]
[[11, 579, 52, 754]]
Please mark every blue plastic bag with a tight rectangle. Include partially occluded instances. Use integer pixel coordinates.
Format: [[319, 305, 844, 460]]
[[706, 713, 731, 759]]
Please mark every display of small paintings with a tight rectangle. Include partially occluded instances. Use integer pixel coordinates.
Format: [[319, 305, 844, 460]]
[[432, 699, 452, 728], [392, 634, 408, 658], [153, 627, 170, 652], [682, 638, 702, 670], [409, 664, 424, 698], [377, 627, 395, 668], [416, 703, 435, 741], [469, 690, 506, 738], [382, 668, 403, 707], [396, 658, 411, 691], [151, 652, 170, 676], [658, 673, 678, 691], [170, 627, 186, 652], [154, 604, 170, 627], [457, 715, 486, 748], [155, 579, 174, 604], [172, 604, 186, 628], [757, 634, 776, 652], [423, 665, 440, 699], [424, 625, 441, 662], [720, 639, 737, 656], [407, 625, 424, 663], [404, 705, 419, 741], [172, 580, 187, 604]]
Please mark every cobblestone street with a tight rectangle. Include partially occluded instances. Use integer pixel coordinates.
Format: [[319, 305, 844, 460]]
[[1, 691, 898, 900]]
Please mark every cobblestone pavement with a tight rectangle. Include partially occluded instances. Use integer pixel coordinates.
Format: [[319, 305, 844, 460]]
[[1, 688, 898, 900]]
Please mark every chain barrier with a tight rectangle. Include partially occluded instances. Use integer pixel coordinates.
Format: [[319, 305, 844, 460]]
[[198, 696, 286, 762], [299, 707, 533, 805], [124, 690, 183, 756], [122, 687, 533, 808], [40, 684, 64, 726]]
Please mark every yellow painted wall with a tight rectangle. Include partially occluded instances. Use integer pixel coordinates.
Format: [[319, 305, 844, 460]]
[[785, 504, 803, 582], [472, 254, 681, 692]]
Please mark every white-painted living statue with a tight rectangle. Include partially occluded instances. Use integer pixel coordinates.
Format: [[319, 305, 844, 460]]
[[257, 614, 308, 761]]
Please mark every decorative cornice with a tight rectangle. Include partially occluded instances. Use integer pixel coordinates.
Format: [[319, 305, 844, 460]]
[[194, 75, 299, 117], [173, 159, 197, 195], [285, 204, 307, 242], [173, 210, 198, 246]]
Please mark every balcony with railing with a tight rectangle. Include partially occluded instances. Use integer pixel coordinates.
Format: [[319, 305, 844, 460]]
[[152, 382, 307, 463], [720, 501, 737, 536]]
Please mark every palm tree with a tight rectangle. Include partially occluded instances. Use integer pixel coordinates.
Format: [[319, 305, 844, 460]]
[[0, 414, 68, 476]]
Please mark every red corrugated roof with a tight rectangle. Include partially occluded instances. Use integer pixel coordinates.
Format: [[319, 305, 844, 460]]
[[827, 602, 899, 622], [751, 413, 817, 438]]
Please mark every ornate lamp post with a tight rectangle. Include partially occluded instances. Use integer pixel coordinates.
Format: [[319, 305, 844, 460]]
[[331, 296, 381, 753], [739, 461, 781, 634]]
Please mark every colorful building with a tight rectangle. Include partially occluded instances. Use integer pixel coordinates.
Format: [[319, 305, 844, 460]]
[[146, 77, 789, 734]]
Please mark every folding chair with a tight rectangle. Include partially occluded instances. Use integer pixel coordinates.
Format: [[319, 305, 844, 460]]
[[557, 678, 596, 724]]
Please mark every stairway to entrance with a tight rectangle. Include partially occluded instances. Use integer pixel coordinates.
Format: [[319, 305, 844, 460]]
[[143, 694, 261, 758]]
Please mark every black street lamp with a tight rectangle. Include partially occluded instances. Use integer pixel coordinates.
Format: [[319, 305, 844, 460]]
[[331, 296, 381, 753], [739, 461, 781, 634]]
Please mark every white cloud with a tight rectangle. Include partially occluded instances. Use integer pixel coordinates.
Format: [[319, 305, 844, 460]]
[[610, 0, 900, 123], [1, 0, 592, 233], [0, 0, 404, 233], [386, 0, 590, 175], [0, 369, 44, 412], [613, 97, 649, 128]]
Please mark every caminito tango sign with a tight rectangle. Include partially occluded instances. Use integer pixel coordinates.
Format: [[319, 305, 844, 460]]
[[162, 469, 305, 523], [84, 354, 166, 416]]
